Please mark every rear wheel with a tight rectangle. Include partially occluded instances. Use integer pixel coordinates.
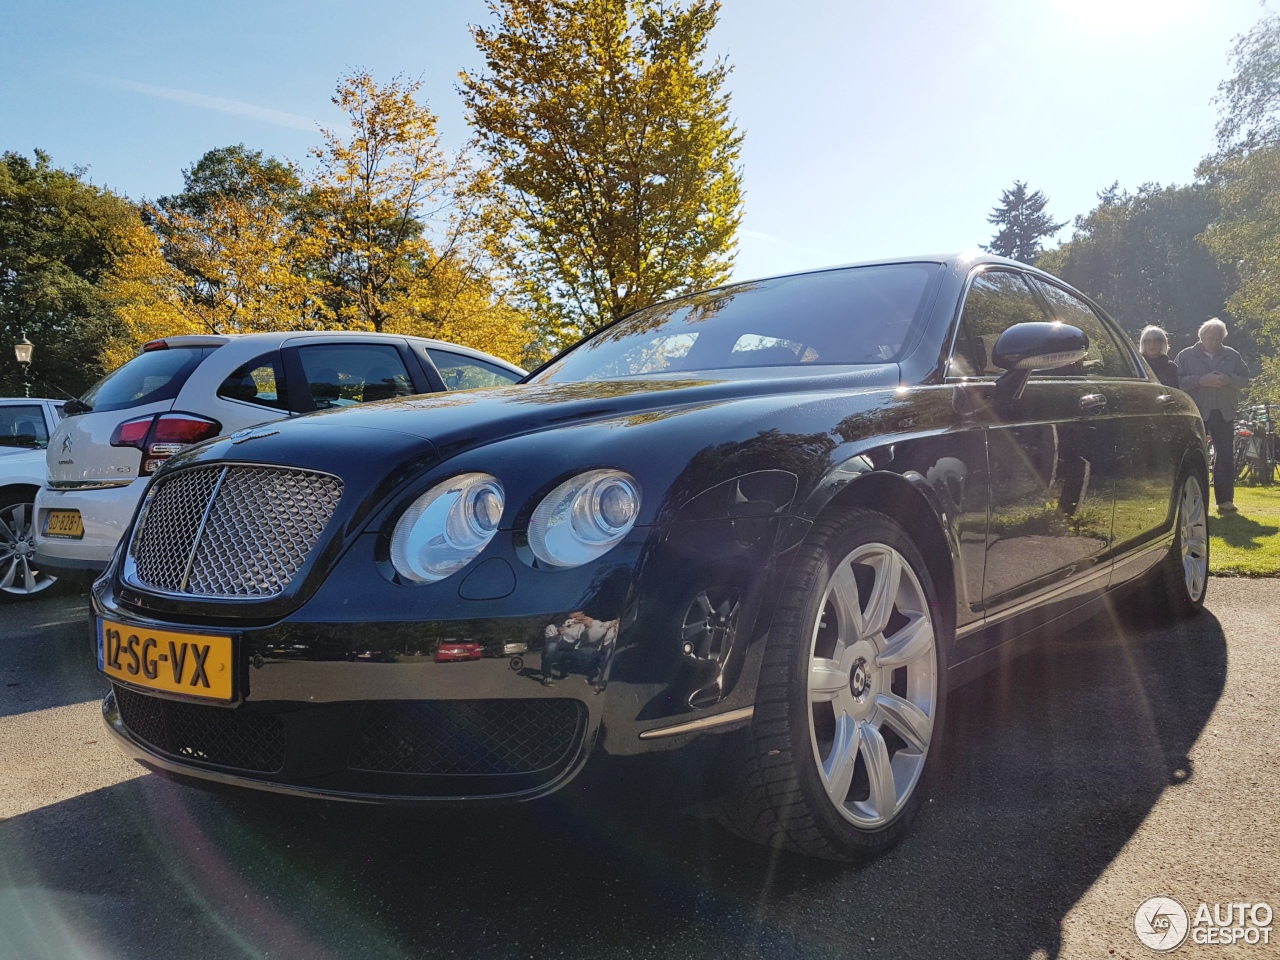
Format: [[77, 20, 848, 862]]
[[1145, 471, 1208, 620], [720, 507, 947, 861], [0, 490, 58, 602]]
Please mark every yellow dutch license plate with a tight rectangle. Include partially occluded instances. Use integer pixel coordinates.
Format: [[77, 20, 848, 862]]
[[98, 618, 234, 702], [43, 509, 84, 539]]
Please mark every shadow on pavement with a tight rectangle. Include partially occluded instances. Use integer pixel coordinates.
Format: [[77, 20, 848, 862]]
[[0, 592, 103, 719], [0, 603, 1227, 960]]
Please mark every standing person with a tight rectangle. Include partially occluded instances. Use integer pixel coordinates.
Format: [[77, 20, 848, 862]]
[[1175, 318, 1251, 513], [1138, 325, 1180, 389]]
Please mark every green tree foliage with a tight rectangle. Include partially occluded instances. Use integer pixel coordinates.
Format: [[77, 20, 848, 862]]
[[0, 150, 138, 397], [157, 144, 305, 219], [1201, 11, 1280, 353], [984, 180, 1066, 264], [1037, 182, 1234, 353], [1214, 12, 1280, 154], [461, 0, 744, 347], [1203, 146, 1280, 347]]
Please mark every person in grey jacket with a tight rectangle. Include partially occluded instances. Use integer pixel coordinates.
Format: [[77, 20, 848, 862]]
[[1175, 318, 1250, 513]]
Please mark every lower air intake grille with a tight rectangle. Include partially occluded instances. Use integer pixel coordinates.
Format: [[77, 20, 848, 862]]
[[113, 684, 286, 773], [349, 699, 586, 776]]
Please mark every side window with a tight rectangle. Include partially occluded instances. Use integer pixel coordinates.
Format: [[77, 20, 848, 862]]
[[0, 404, 51, 449], [948, 271, 1047, 378], [1031, 280, 1138, 379], [298, 344, 415, 409], [217, 353, 289, 410], [427, 349, 522, 391]]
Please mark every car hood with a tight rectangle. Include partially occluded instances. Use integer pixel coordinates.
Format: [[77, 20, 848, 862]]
[[279, 367, 902, 457], [162, 365, 920, 535]]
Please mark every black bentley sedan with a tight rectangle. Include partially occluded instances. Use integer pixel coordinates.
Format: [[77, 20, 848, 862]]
[[92, 254, 1208, 861]]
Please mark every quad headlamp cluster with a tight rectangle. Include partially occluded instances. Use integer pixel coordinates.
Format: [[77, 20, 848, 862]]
[[389, 469, 641, 584]]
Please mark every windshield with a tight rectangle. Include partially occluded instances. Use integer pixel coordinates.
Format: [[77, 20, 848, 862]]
[[0, 404, 49, 449], [531, 263, 940, 384], [78, 347, 218, 414]]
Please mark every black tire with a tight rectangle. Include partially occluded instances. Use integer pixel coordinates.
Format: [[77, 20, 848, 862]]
[[0, 487, 59, 603], [1154, 470, 1209, 619], [718, 506, 948, 861]]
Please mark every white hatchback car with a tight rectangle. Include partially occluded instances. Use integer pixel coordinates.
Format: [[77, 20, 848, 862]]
[[0, 397, 64, 601], [34, 331, 524, 582]]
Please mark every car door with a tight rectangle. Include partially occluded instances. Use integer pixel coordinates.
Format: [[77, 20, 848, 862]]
[[948, 268, 1117, 652], [1030, 279, 1183, 587]]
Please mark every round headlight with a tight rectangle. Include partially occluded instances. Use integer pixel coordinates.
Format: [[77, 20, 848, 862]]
[[528, 469, 641, 568], [390, 473, 504, 583]]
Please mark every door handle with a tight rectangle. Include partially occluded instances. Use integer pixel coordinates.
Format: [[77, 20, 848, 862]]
[[1157, 394, 1180, 409], [1079, 393, 1108, 414]]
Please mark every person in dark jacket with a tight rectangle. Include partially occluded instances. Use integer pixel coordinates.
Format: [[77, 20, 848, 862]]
[[1175, 317, 1251, 513], [1138, 325, 1180, 389]]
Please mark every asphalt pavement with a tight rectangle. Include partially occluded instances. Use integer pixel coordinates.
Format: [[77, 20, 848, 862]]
[[0, 580, 1276, 959]]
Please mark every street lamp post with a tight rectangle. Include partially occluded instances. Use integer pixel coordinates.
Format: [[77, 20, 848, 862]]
[[14, 331, 33, 398]]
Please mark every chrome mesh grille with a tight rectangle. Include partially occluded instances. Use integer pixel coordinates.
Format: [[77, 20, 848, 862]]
[[129, 466, 222, 591], [128, 465, 342, 598]]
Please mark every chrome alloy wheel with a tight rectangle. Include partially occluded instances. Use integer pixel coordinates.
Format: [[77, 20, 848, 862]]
[[1180, 476, 1208, 603], [806, 542, 938, 829], [0, 500, 57, 597]]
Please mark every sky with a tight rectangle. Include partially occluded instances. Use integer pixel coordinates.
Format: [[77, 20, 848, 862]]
[[0, 0, 1268, 281]]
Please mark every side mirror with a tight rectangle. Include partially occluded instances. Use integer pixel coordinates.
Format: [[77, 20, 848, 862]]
[[992, 322, 1088, 400]]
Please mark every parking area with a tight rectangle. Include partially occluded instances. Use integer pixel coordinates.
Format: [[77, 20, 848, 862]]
[[1, 581, 1277, 960]]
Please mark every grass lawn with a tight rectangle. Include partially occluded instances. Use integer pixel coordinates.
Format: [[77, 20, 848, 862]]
[[1209, 484, 1280, 575]]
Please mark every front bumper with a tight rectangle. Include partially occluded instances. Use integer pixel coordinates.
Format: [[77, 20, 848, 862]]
[[94, 515, 786, 803], [102, 684, 596, 804]]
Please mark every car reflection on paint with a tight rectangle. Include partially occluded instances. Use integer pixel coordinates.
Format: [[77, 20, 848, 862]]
[[93, 254, 1208, 861], [434, 640, 483, 663]]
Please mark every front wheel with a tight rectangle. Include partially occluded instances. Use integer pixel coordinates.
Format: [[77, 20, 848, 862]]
[[720, 507, 947, 861]]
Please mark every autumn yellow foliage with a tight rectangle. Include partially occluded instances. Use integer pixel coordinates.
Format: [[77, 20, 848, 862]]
[[100, 71, 535, 372]]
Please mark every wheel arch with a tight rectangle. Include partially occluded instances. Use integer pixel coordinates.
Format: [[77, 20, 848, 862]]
[[809, 471, 958, 641], [1171, 441, 1211, 524], [0, 482, 40, 503]]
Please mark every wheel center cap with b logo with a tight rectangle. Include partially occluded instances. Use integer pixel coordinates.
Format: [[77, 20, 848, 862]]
[[850, 658, 870, 698]]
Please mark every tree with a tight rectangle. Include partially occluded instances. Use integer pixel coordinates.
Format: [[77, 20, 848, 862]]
[[1202, 146, 1280, 346], [461, 0, 744, 347], [158, 144, 305, 220], [1037, 182, 1234, 354], [98, 214, 202, 371], [305, 71, 527, 362], [984, 181, 1066, 263], [138, 147, 338, 339], [0, 150, 139, 397], [1213, 12, 1280, 154], [1199, 11, 1280, 350]]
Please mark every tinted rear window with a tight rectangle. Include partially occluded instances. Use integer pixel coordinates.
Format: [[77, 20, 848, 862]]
[[531, 264, 941, 383], [79, 347, 217, 414]]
